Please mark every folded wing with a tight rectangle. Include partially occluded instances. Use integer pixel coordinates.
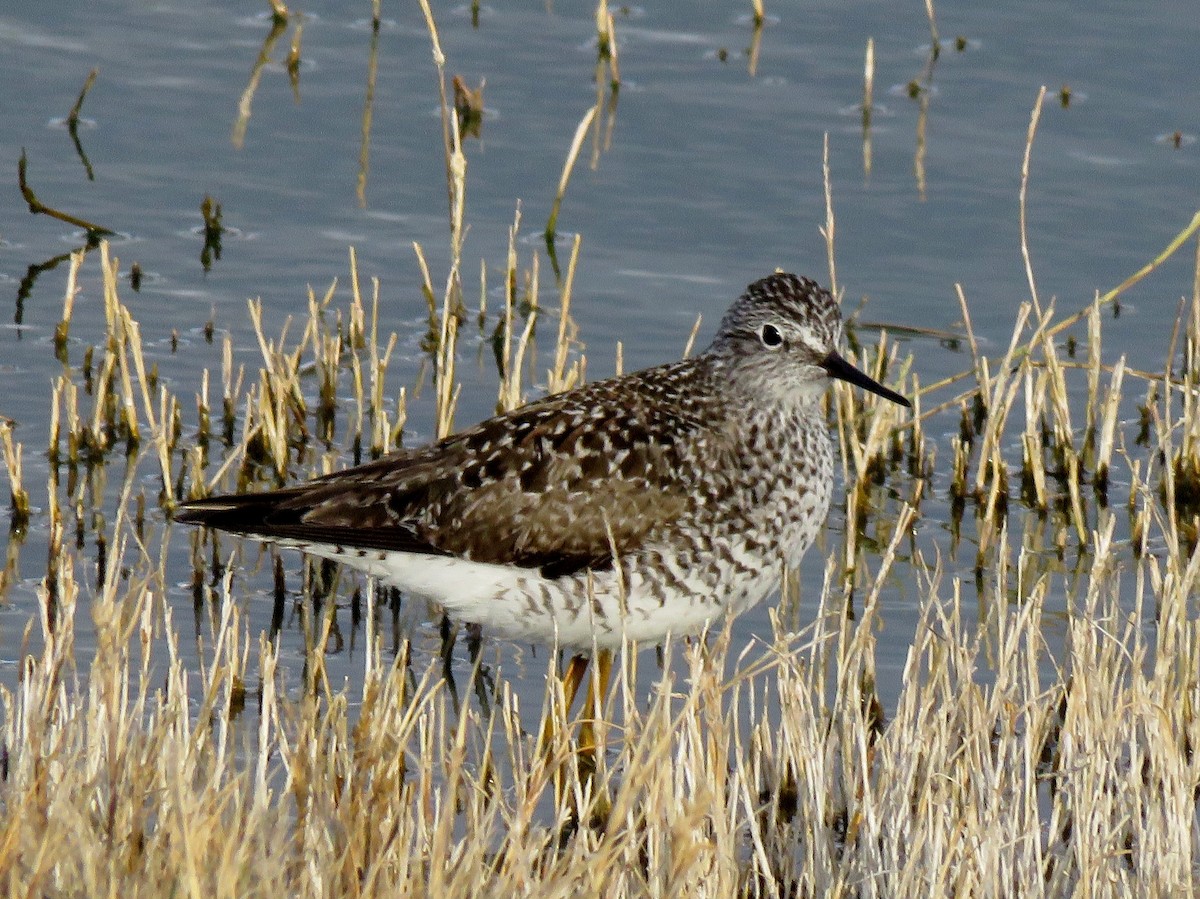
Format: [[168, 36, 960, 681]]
[[175, 361, 717, 578]]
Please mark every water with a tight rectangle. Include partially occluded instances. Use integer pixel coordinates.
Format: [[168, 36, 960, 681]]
[[1, 1, 1197, 712]]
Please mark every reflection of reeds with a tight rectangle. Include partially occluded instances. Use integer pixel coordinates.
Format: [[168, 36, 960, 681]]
[[18, 149, 113, 237], [231, 9, 296, 149], [590, 3, 621, 169], [594, 0, 620, 90], [286, 18, 303, 97], [66, 68, 99, 180]]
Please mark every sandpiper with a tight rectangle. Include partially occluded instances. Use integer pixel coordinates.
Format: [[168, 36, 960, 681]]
[[176, 273, 909, 657]]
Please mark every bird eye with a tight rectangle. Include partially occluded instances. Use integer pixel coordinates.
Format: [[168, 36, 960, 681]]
[[759, 323, 783, 347]]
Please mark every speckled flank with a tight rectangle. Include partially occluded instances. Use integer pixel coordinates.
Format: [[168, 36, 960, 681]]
[[175, 273, 906, 649]]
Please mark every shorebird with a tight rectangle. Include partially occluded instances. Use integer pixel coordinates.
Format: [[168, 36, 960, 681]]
[[175, 272, 909, 719]]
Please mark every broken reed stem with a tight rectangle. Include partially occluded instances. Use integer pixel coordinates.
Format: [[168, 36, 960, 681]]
[[498, 244, 515, 408], [356, 1, 381, 208], [123, 311, 174, 496], [55, 250, 85, 359], [0, 422, 29, 531], [499, 233, 540, 414], [434, 280, 461, 439], [549, 234, 583, 395], [545, 104, 599, 245], [413, 0, 470, 439], [286, 19, 303, 88], [1094, 357, 1125, 491], [231, 15, 287, 149], [416, 0, 455, 227], [1019, 86, 1047, 316], [347, 251, 367, 452], [98, 248, 143, 452], [821, 132, 838, 297], [367, 267, 400, 457], [682, 314, 703, 359]]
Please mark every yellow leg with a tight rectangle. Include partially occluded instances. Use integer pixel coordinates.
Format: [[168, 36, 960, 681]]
[[562, 653, 591, 712], [540, 653, 590, 753], [541, 650, 613, 827], [578, 649, 612, 756], [538, 650, 611, 756], [576, 649, 613, 825]]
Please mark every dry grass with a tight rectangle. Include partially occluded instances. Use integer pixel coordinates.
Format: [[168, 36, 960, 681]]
[[2, 197, 1199, 895], [3, 378, 1200, 896], [4, 8, 1200, 897]]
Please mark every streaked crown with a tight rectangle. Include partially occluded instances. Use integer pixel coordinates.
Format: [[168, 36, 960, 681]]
[[711, 273, 841, 358]]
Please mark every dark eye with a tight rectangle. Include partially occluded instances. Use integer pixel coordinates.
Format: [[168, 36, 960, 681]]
[[759, 323, 783, 347]]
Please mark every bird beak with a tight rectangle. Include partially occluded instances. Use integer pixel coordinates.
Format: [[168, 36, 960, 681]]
[[820, 351, 911, 408]]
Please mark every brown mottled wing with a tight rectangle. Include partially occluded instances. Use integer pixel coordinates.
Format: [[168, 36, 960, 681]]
[[175, 360, 721, 578]]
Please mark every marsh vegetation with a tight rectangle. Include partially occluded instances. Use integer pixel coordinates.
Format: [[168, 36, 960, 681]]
[[2, 2, 1200, 895]]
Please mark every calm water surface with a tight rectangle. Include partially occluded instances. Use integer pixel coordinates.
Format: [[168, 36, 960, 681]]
[[1, 1, 1197, 710]]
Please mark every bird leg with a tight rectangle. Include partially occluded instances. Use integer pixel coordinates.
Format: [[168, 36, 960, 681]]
[[562, 653, 592, 712], [540, 653, 591, 754], [542, 650, 613, 828], [539, 649, 613, 762], [577, 649, 612, 759]]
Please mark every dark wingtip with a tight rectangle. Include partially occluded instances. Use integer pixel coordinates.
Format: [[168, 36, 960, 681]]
[[172, 498, 226, 525], [173, 489, 453, 557], [172, 493, 284, 533]]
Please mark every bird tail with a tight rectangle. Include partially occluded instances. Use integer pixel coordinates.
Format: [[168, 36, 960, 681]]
[[172, 491, 298, 537], [173, 489, 447, 556]]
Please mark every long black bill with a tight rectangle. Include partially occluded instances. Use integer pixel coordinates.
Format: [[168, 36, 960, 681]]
[[821, 351, 911, 407]]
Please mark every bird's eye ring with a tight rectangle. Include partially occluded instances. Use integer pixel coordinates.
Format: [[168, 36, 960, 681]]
[[759, 323, 783, 348]]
